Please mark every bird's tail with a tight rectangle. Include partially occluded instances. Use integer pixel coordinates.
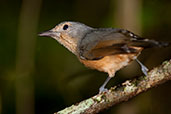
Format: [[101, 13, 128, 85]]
[[131, 38, 170, 48]]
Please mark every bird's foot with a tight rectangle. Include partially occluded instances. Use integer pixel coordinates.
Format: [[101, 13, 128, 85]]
[[99, 86, 108, 93], [141, 65, 149, 76]]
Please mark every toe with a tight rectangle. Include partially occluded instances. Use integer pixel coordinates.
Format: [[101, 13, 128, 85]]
[[99, 87, 108, 93]]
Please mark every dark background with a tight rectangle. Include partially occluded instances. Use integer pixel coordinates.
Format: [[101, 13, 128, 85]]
[[0, 0, 171, 114]]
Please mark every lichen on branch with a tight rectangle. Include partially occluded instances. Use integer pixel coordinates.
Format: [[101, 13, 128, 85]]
[[55, 59, 171, 114]]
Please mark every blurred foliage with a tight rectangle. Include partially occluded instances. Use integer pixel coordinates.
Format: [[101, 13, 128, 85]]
[[0, 0, 171, 114]]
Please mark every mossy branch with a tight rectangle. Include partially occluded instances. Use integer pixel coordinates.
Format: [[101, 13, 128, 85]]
[[54, 59, 171, 114]]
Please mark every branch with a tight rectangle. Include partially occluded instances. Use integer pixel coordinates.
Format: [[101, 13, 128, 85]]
[[55, 59, 171, 114]]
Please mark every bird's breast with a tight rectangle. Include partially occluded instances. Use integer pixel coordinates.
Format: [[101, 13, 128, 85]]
[[79, 53, 140, 77]]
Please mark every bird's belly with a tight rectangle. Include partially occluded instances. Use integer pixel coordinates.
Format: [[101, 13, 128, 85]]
[[80, 54, 138, 77]]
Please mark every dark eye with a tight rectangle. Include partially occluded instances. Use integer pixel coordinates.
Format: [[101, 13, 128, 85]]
[[63, 24, 69, 30]]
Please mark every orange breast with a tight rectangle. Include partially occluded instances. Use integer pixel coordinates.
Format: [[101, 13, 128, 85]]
[[79, 53, 140, 77]]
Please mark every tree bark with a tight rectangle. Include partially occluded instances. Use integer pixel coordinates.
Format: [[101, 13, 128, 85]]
[[55, 59, 171, 114]]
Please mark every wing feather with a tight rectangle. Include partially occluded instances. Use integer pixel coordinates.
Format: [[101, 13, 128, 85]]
[[78, 28, 148, 60]]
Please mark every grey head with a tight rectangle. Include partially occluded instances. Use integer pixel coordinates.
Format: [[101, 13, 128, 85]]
[[39, 21, 93, 54]]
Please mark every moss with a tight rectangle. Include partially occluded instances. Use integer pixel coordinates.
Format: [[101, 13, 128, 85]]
[[110, 86, 117, 92], [93, 93, 108, 103], [124, 81, 137, 93], [163, 61, 171, 71], [101, 94, 109, 102], [162, 60, 169, 66], [93, 95, 102, 103], [56, 98, 95, 114]]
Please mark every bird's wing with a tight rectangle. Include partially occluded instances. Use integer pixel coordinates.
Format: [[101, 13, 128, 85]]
[[78, 28, 168, 60], [78, 28, 141, 60], [78, 28, 166, 60]]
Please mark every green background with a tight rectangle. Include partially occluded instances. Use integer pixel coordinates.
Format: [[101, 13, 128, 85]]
[[0, 0, 171, 114]]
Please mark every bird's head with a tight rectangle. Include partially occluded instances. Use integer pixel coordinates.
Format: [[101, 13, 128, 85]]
[[39, 21, 93, 54]]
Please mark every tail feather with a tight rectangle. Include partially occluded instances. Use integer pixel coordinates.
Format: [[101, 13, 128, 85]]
[[157, 41, 170, 47], [131, 38, 170, 48]]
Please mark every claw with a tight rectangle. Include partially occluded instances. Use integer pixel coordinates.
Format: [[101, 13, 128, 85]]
[[99, 87, 108, 93]]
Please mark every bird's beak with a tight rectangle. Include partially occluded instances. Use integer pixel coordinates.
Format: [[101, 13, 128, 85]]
[[38, 30, 60, 38]]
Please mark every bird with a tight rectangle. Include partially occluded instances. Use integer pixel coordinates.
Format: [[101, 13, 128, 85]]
[[39, 21, 170, 93]]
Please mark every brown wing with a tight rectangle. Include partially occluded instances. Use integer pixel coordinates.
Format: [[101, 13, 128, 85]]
[[88, 41, 139, 60], [78, 28, 166, 60], [78, 28, 139, 60]]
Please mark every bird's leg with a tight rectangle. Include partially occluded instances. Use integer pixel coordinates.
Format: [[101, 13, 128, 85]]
[[99, 77, 112, 93], [136, 59, 149, 76]]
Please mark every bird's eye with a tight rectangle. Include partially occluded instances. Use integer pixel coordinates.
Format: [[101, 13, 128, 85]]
[[63, 24, 69, 30]]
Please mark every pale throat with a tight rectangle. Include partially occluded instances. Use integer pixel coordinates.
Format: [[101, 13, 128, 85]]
[[55, 35, 77, 55]]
